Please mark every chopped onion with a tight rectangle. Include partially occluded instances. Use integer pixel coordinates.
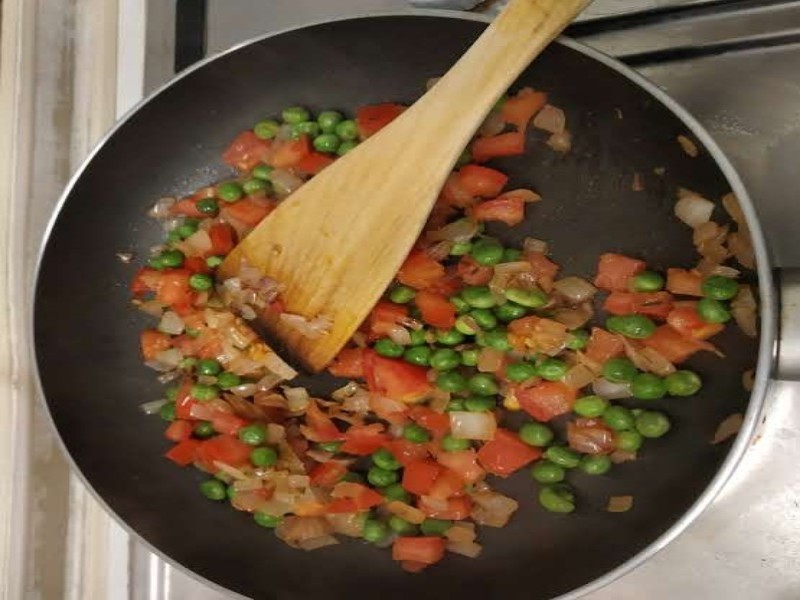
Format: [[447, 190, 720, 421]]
[[477, 348, 505, 373], [255, 373, 282, 392], [283, 387, 310, 412], [728, 230, 755, 269], [610, 450, 637, 464], [230, 383, 258, 398], [427, 240, 453, 261], [445, 522, 476, 543], [332, 382, 360, 402], [722, 192, 746, 226], [533, 104, 566, 134], [470, 491, 519, 527], [266, 423, 286, 444], [675, 189, 714, 228], [298, 536, 339, 552], [563, 364, 595, 390], [137, 299, 165, 318], [677, 134, 699, 157], [552, 305, 593, 330], [731, 285, 757, 337], [342, 392, 370, 415], [428, 389, 451, 414], [523, 237, 549, 255], [742, 369, 755, 392], [593, 378, 632, 400], [116, 252, 134, 263], [270, 168, 304, 198], [264, 351, 298, 380], [157, 310, 185, 335], [157, 370, 181, 384], [446, 540, 482, 558], [449, 411, 497, 441], [386, 501, 426, 525], [148, 197, 176, 219], [622, 339, 676, 377], [153, 348, 183, 370], [553, 277, 597, 304], [233, 478, 264, 492], [547, 130, 572, 153], [427, 218, 478, 244], [712, 413, 743, 444], [214, 461, 249, 481], [326, 513, 365, 538], [607, 495, 634, 513], [387, 325, 412, 346], [140, 399, 168, 415], [279, 313, 331, 339], [479, 110, 506, 137], [419, 495, 448, 512], [183, 229, 213, 255]]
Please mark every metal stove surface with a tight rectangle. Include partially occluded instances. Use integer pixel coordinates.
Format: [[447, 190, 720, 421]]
[[133, 1, 800, 598]]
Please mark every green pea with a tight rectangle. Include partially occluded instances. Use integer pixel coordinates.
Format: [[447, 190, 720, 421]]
[[465, 395, 496, 412], [225, 484, 237, 500], [238, 424, 267, 446], [519, 422, 554, 447], [217, 371, 241, 390], [436, 329, 465, 346], [450, 295, 470, 313], [242, 178, 269, 196], [565, 329, 590, 350], [404, 345, 432, 366], [602, 358, 638, 383], [506, 362, 538, 383], [408, 328, 427, 346], [580, 454, 612, 475], [430, 348, 461, 371], [606, 314, 657, 339], [389, 516, 417, 535], [175, 219, 199, 239], [381, 483, 411, 503], [537, 358, 568, 381], [470, 238, 505, 266], [157, 249, 185, 269], [372, 448, 402, 471], [251, 446, 278, 467], [206, 255, 224, 269], [194, 421, 216, 439], [631, 271, 665, 292], [191, 384, 218, 401], [437, 371, 468, 393], [200, 479, 227, 501], [335, 119, 359, 141], [495, 302, 527, 322], [317, 110, 344, 133], [362, 519, 389, 543], [544, 446, 581, 469], [468, 309, 497, 331], [282, 106, 310, 124], [538, 484, 576, 513], [441, 435, 470, 452], [374, 338, 404, 358], [460, 348, 480, 367], [292, 121, 321, 138], [166, 230, 182, 245], [462, 286, 497, 309], [316, 441, 343, 454], [635, 411, 671, 438], [481, 329, 511, 351], [254, 512, 283, 528], [603, 406, 635, 431], [631, 373, 667, 400], [450, 241, 472, 256], [446, 399, 466, 412], [217, 181, 243, 203], [665, 370, 702, 397], [254, 119, 281, 139], [505, 287, 549, 309], [467, 373, 499, 396], [404, 423, 431, 443], [189, 273, 214, 291], [181, 356, 198, 368], [454, 316, 478, 336], [196, 197, 219, 216], [337, 140, 359, 155], [367, 467, 398, 488], [196, 359, 221, 377], [252, 163, 273, 181], [420, 519, 453, 536], [702, 275, 739, 301], [502, 248, 523, 262], [697, 298, 731, 323], [573, 395, 609, 418], [615, 430, 643, 452], [389, 285, 416, 304], [531, 461, 566, 484], [159, 401, 176, 422], [312, 133, 341, 153], [165, 386, 179, 402], [343, 472, 365, 484]]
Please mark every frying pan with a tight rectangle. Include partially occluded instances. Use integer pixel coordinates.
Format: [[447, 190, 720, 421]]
[[33, 10, 785, 600]]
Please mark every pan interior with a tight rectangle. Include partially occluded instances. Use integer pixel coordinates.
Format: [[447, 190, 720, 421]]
[[34, 15, 758, 600]]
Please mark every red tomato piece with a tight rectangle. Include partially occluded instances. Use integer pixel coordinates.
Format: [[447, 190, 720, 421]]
[[440, 172, 475, 208], [402, 460, 442, 496], [208, 223, 236, 255], [385, 439, 430, 467], [471, 195, 525, 226], [269, 136, 311, 169], [456, 255, 494, 285], [328, 348, 366, 378], [305, 401, 345, 442], [458, 165, 509, 198], [501, 87, 548, 132], [195, 435, 252, 470], [415, 290, 456, 329], [392, 537, 445, 566], [435, 449, 484, 484], [182, 256, 211, 275], [131, 267, 161, 296], [363, 351, 432, 403], [567, 418, 616, 455], [327, 483, 384, 512], [309, 461, 349, 487], [667, 304, 725, 340], [603, 292, 674, 320], [418, 496, 472, 520], [409, 406, 450, 439], [296, 151, 335, 175], [356, 103, 406, 138], [525, 251, 560, 290], [428, 469, 466, 500], [173, 379, 196, 420], [222, 130, 271, 171], [368, 301, 409, 337], [594, 253, 646, 292], [210, 412, 249, 436], [472, 132, 525, 163], [340, 424, 390, 456], [170, 197, 205, 218], [140, 329, 171, 361], [325, 498, 359, 514], [397, 249, 446, 290], [164, 438, 201, 467], [666, 268, 704, 297], [477, 428, 541, 476], [221, 198, 275, 228], [517, 381, 577, 422], [155, 269, 194, 307], [164, 420, 193, 442], [643, 325, 715, 364], [585, 327, 625, 364]]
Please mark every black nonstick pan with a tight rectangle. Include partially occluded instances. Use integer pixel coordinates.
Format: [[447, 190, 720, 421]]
[[33, 10, 781, 600]]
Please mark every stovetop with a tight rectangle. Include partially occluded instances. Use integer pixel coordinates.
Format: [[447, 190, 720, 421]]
[[129, 1, 800, 598]]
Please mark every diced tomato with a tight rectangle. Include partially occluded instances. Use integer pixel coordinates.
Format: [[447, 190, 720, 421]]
[[594, 253, 646, 292], [164, 438, 201, 467], [208, 223, 236, 255], [428, 469, 466, 500], [155, 269, 194, 308], [296, 151, 335, 175], [397, 249, 446, 290], [182, 256, 211, 275], [221, 198, 275, 228], [477, 428, 541, 476], [643, 325, 716, 364], [309, 461, 349, 487], [440, 173, 475, 208], [472, 132, 525, 163], [401, 561, 429, 573], [385, 439, 430, 467], [368, 394, 410, 425], [418, 496, 472, 520], [415, 290, 456, 329], [131, 267, 161, 296], [517, 381, 577, 422], [356, 103, 406, 138], [340, 423, 390, 456], [170, 197, 205, 218], [402, 459, 442, 496], [328, 347, 366, 378], [455, 257, 491, 287], [392, 537, 445, 566], [223, 130, 271, 171], [164, 419, 193, 442], [268, 135, 311, 169], [324, 498, 359, 514], [567, 418, 616, 455], [666, 268, 703, 297], [667, 304, 725, 340], [426, 272, 463, 297], [140, 329, 171, 361], [195, 434, 252, 470], [305, 401, 345, 442], [329, 483, 384, 511], [173, 379, 196, 420], [525, 251, 560, 290], [408, 406, 450, 439], [603, 292, 674, 320], [368, 301, 409, 338], [457, 165, 508, 198], [363, 351, 432, 403], [501, 87, 548, 132], [210, 412, 249, 436], [585, 327, 625, 364], [435, 449, 484, 484], [471, 195, 525, 226]]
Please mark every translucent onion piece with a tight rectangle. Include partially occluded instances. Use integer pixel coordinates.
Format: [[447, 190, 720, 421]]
[[712, 413, 744, 445], [532, 104, 566, 134], [427, 241, 453, 262], [449, 411, 497, 441], [622, 339, 676, 377], [731, 285, 758, 337], [428, 218, 479, 244], [137, 299, 165, 318], [722, 192, 746, 227], [551, 305, 593, 330], [279, 313, 332, 339], [470, 491, 519, 527], [477, 348, 505, 373], [230, 383, 258, 398], [271, 168, 304, 198], [148, 197, 176, 219], [592, 378, 632, 400], [157, 311, 185, 335], [183, 229, 213, 256], [298, 535, 339, 552], [607, 495, 634, 513], [547, 130, 572, 153], [610, 450, 637, 464], [153, 348, 183, 370], [446, 540, 482, 558], [742, 369, 755, 392], [326, 512, 365, 538], [386, 501, 426, 525], [677, 135, 699, 157], [728, 230, 755, 269], [553, 277, 597, 304], [563, 364, 595, 390], [140, 399, 168, 415], [675, 189, 714, 228], [445, 522, 477, 543], [283, 387, 310, 412], [523, 237, 549, 255], [387, 325, 412, 346]]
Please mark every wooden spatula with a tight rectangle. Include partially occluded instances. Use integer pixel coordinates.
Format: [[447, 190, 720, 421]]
[[219, 0, 590, 371]]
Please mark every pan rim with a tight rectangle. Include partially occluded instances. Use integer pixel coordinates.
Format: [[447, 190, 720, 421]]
[[30, 8, 777, 600]]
